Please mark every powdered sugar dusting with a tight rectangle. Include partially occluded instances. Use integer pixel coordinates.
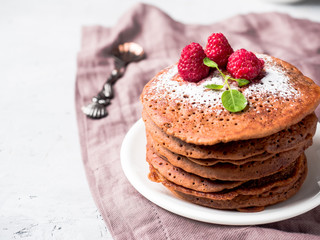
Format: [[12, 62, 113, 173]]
[[243, 54, 299, 99], [152, 65, 224, 113], [147, 54, 300, 113]]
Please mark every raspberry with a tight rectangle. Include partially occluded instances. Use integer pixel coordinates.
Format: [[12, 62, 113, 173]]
[[205, 33, 234, 68], [178, 42, 209, 82], [227, 49, 265, 80]]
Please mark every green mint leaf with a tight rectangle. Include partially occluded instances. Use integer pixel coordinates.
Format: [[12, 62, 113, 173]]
[[221, 89, 247, 112], [235, 78, 250, 87], [203, 57, 218, 68], [205, 84, 224, 90]]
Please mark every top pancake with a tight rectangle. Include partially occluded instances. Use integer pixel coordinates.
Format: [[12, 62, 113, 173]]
[[141, 54, 320, 145]]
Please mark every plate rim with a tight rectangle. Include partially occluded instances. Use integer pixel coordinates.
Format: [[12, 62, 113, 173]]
[[121, 118, 320, 225]]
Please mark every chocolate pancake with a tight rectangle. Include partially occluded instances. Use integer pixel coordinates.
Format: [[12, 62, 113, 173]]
[[149, 135, 311, 181], [187, 151, 278, 166], [148, 154, 307, 211], [146, 147, 244, 192], [150, 131, 311, 167], [141, 54, 320, 145], [143, 110, 317, 160], [171, 171, 305, 212]]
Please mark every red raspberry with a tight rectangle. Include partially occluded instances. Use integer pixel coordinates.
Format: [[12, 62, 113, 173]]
[[205, 33, 234, 68], [178, 42, 209, 82], [227, 49, 264, 80]]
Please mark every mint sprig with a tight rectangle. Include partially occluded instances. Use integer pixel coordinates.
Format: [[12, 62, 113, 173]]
[[221, 89, 247, 112], [205, 84, 224, 90], [203, 57, 249, 113], [235, 78, 250, 87]]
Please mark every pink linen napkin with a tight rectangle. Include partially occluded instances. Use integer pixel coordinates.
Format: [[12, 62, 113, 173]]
[[75, 3, 320, 240]]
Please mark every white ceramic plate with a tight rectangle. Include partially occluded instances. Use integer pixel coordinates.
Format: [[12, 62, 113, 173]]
[[121, 119, 320, 225]]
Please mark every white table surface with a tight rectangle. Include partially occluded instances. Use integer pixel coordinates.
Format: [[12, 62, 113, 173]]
[[0, 0, 319, 239]]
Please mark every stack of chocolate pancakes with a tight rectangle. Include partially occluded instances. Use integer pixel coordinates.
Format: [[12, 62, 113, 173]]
[[140, 54, 320, 212]]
